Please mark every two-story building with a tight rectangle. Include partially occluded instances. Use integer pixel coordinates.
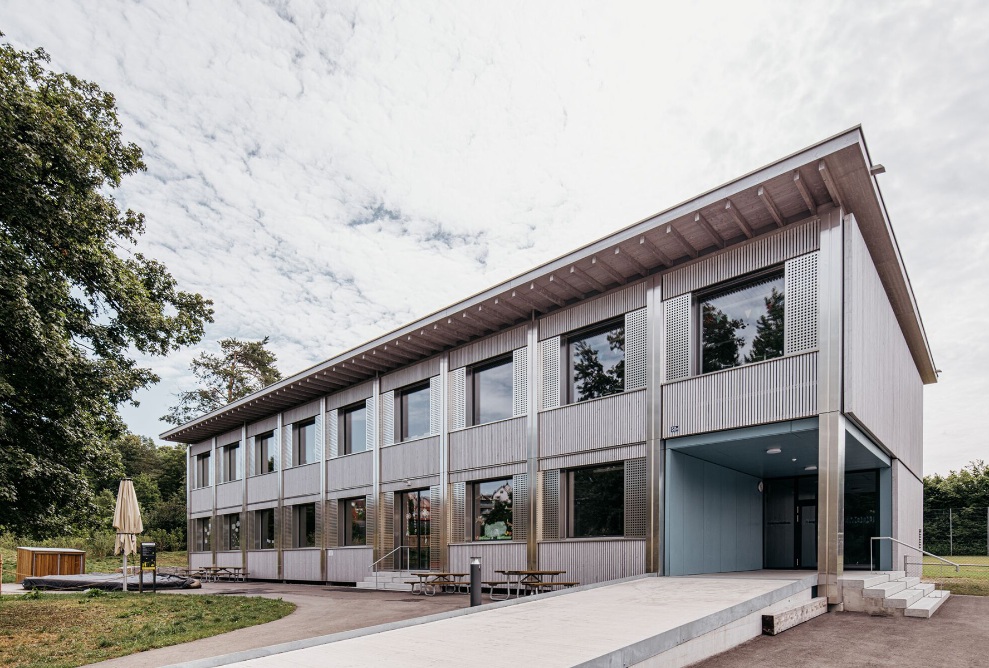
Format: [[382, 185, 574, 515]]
[[162, 127, 935, 605]]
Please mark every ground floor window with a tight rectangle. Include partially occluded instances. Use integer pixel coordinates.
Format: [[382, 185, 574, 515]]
[[472, 478, 513, 540], [254, 509, 275, 550], [193, 517, 211, 552], [568, 463, 624, 537], [221, 513, 241, 550], [293, 503, 317, 548], [343, 497, 367, 546]]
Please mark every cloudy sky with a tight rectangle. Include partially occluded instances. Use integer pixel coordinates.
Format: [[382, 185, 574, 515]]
[[4, 1, 987, 475]]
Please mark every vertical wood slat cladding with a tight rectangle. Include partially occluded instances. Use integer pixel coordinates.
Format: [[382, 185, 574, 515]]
[[539, 443, 647, 472], [283, 550, 321, 580], [282, 399, 321, 425], [215, 428, 242, 447], [247, 416, 278, 437], [326, 547, 373, 582], [662, 352, 818, 438], [381, 357, 441, 393], [216, 482, 242, 510], [215, 551, 243, 568], [449, 367, 467, 430], [449, 417, 526, 471], [381, 436, 440, 482], [539, 282, 648, 340], [325, 380, 374, 411], [247, 473, 278, 504], [190, 487, 212, 513], [538, 540, 646, 585], [247, 551, 278, 579], [189, 440, 212, 456], [449, 463, 526, 483], [540, 337, 561, 410], [539, 390, 647, 457], [449, 326, 526, 369], [845, 218, 923, 475], [449, 542, 526, 582], [190, 552, 213, 569], [283, 463, 321, 499], [327, 451, 374, 490], [664, 218, 820, 298]]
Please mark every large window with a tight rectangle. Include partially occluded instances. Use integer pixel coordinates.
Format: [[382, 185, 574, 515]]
[[341, 402, 368, 455], [399, 383, 431, 441], [221, 513, 241, 550], [470, 357, 513, 426], [568, 463, 624, 538], [700, 270, 785, 374], [342, 497, 367, 546], [254, 509, 275, 550], [472, 478, 513, 541], [193, 517, 211, 552], [568, 320, 625, 403], [194, 452, 211, 489], [254, 431, 275, 475], [220, 442, 240, 483], [293, 503, 317, 548], [293, 418, 316, 466]]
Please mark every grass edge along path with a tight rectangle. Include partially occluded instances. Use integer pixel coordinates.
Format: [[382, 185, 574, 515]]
[[0, 591, 295, 668]]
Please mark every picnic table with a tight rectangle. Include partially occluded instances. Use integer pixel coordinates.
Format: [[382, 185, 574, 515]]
[[407, 571, 468, 596], [190, 566, 248, 582], [492, 569, 579, 599]]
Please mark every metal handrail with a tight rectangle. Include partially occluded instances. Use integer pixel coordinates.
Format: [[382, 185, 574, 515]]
[[869, 536, 960, 574], [368, 545, 410, 590]]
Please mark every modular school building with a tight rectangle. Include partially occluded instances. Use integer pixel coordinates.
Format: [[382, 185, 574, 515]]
[[162, 128, 935, 605]]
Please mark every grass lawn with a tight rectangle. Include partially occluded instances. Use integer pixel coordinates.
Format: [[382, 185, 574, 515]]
[[922, 554, 989, 596], [2, 548, 188, 584], [0, 591, 294, 668]]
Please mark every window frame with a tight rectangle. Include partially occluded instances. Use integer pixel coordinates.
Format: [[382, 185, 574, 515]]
[[340, 401, 369, 455], [397, 382, 432, 442], [467, 355, 514, 427], [194, 452, 211, 489], [292, 503, 317, 549], [254, 508, 276, 550], [221, 512, 241, 551], [193, 517, 211, 552], [220, 442, 240, 483], [341, 496, 367, 546], [565, 318, 626, 405], [470, 477, 514, 541], [253, 431, 276, 476], [564, 462, 625, 539], [292, 418, 317, 467]]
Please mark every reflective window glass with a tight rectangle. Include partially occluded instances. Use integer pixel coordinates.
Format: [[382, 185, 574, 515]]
[[569, 322, 625, 402], [343, 403, 367, 454], [473, 478, 513, 540], [401, 384, 431, 441], [571, 463, 624, 537], [472, 358, 513, 425], [700, 271, 785, 373]]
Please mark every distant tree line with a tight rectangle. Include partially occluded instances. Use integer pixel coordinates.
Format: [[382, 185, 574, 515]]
[[924, 461, 989, 556]]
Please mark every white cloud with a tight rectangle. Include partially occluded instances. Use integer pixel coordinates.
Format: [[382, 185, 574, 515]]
[[5, 0, 989, 474]]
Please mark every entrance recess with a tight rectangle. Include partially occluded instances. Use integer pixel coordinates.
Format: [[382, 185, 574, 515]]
[[399, 489, 431, 570], [764, 475, 818, 569]]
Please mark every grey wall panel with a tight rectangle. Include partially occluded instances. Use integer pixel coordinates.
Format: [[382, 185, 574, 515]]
[[327, 451, 374, 491], [663, 217, 820, 298], [246, 499, 278, 511], [325, 380, 374, 411], [540, 390, 647, 456], [538, 540, 646, 585], [215, 482, 242, 511], [539, 281, 648, 340], [449, 367, 467, 430], [326, 547, 373, 583], [449, 463, 526, 484], [190, 553, 212, 568], [381, 357, 441, 393], [216, 428, 242, 447], [892, 459, 924, 567], [449, 325, 526, 369], [449, 417, 527, 471], [215, 551, 243, 568], [283, 550, 321, 581], [845, 218, 924, 475], [449, 542, 526, 582], [512, 347, 529, 417], [247, 473, 278, 504], [624, 308, 648, 390], [662, 353, 818, 438], [247, 551, 278, 579], [665, 450, 763, 576], [380, 436, 441, 482], [247, 416, 278, 438], [190, 487, 213, 513], [190, 439, 212, 456], [283, 399, 321, 425], [539, 337, 561, 410], [539, 443, 647, 472], [283, 462, 320, 499], [785, 252, 819, 354]]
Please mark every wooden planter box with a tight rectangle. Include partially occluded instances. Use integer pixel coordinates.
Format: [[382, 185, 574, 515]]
[[15, 547, 86, 583]]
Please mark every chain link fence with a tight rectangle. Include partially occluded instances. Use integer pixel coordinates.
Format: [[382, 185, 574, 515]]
[[924, 507, 989, 557]]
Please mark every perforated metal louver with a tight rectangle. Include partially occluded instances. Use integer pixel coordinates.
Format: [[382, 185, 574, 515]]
[[451, 482, 466, 542], [364, 493, 376, 551], [381, 491, 394, 569], [540, 470, 560, 541], [624, 458, 648, 537], [381, 391, 395, 446], [429, 376, 442, 435], [513, 473, 528, 542], [365, 395, 376, 452], [429, 485, 442, 570], [625, 308, 648, 390], [664, 294, 691, 381], [540, 337, 561, 410], [451, 367, 467, 430], [247, 436, 256, 477], [327, 409, 338, 458], [785, 252, 819, 354], [512, 347, 529, 417], [325, 500, 339, 548]]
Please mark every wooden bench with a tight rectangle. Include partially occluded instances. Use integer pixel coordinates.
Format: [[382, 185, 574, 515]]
[[483, 580, 511, 600], [523, 581, 580, 592]]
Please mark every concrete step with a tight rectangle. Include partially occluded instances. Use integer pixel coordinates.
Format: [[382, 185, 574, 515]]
[[863, 580, 907, 598], [914, 582, 936, 595], [904, 590, 951, 618], [762, 597, 827, 635], [839, 573, 891, 589], [883, 588, 926, 609], [896, 576, 921, 588], [355, 581, 414, 592]]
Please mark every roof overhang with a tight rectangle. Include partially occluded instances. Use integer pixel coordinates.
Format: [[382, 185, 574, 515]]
[[161, 127, 936, 444]]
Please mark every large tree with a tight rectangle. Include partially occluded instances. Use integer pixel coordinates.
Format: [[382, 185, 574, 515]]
[[163, 337, 281, 425], [0, 36, 213, 536]]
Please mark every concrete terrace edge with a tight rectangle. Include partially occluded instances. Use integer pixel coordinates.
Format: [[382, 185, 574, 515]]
[[574, 572, 819, 668], [164, 573, 656, 668]]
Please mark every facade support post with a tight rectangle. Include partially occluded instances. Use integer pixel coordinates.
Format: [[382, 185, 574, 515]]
[[526, 315, 539, 570], [319, 396, 327, 582], [241, 422, 248, 571], [276, 413, 284, 581], [645, 274, 664, 573], [438, 353, 450, 572], [371, 376, 382, 565], [211, 436, 218, 568]]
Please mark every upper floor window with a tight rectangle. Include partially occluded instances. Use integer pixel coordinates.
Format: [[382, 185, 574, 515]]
[[254, 431, 275, 475], [399, 383, 431, 441], [220, 442, 240, 483], [293, 418, 316, 466], [700, 270, 785, 374], [567, 463, 624, 538], [568, 320, 625, 403], [194, 452, 211, 489], [473, 478, 513, 541], [470, 357, 513, 426], [341, 402, 368, 455]]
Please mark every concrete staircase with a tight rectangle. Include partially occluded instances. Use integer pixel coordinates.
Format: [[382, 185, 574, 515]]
[[355, 570, 417, 592], [839, 571, 951, 618]]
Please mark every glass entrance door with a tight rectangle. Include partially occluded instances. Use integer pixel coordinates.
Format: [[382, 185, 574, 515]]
[[399, 489, 431, 570], [764, 475, 817, 569]]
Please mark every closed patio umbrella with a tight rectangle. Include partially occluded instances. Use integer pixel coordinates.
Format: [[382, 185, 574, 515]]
[[113, 478, 143, 591]]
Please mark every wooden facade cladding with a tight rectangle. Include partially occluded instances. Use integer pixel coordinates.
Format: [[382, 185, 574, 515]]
[[449, 542, 526, 583], [449, 326, 526, 369], [247, 415, 277, 437], [215, 427, 241, 447], [326, 547, 373, 582], [247, 472, 278, 505], [215, 481, 241, 510], [844, 217, 923, 475], [662, 352, 818, 438], [449, 463, 525, 484], [449, 417, 526, 471], [381, 357, 441, 393], [283, 462, 320, 499], [283, 549, 321, 580], [539, 390, 647, 457], [190, 487, 212, 514], [538, 539, 646, 584], [189, 439, 211, 456], [190, 552, 212, 569], [325, 380, 373, 411], [380, 435, 440, 482], [538, 281, 648, 340], [247, 550, 278, 579], [327, 451, 373, 491], [282, 399, 321, 424], [215, 551, 242, 568], [540, 443, 647, 472]]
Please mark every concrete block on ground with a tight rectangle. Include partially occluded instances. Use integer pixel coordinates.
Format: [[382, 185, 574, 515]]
[[762, 597, 827, 635]]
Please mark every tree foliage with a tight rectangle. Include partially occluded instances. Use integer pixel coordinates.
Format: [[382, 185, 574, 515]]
[[923, 461, 989, 555], [745, 288, 785, 363], [0, 36, 213, 537], [701, 304, 745, 373], [163, 337, 281, 425]]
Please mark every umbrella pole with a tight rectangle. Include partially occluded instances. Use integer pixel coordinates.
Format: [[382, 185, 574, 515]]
[[123, 551, 128, 592]]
